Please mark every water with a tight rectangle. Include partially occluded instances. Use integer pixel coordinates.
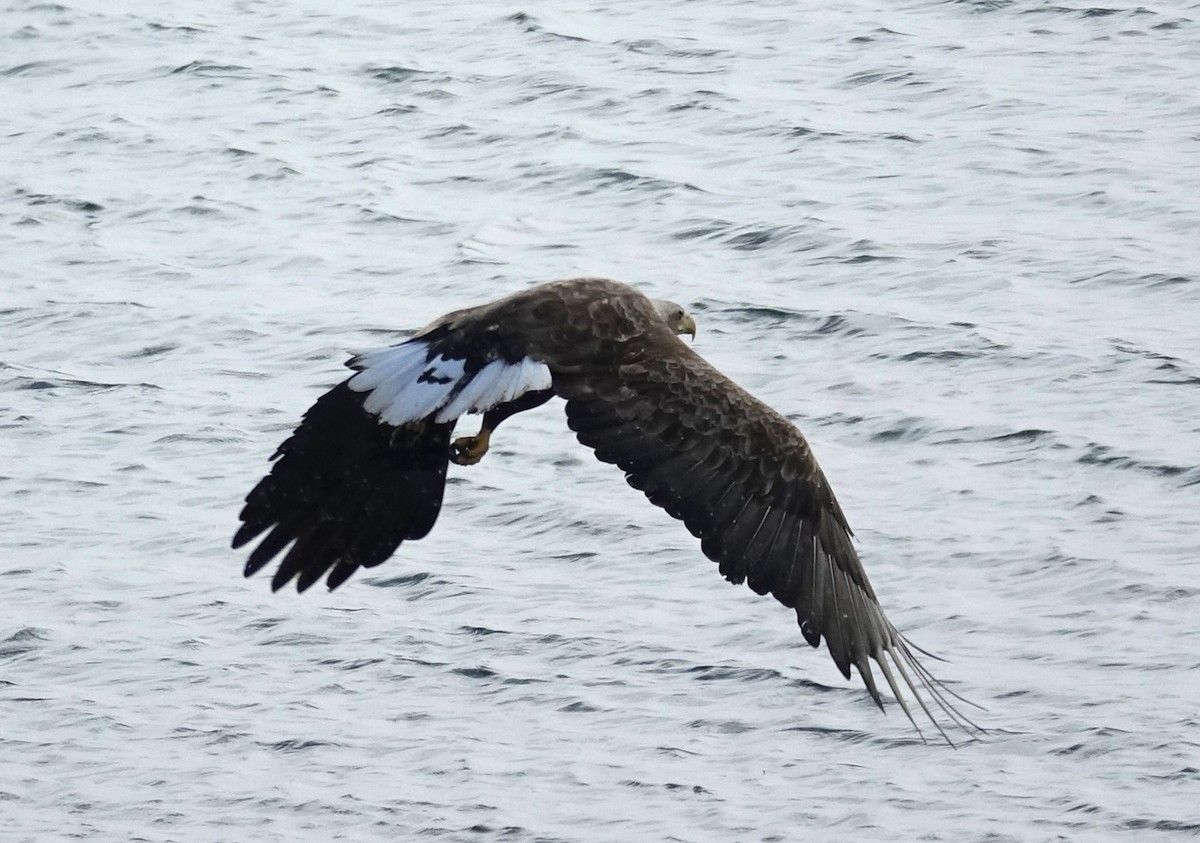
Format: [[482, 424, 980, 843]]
[[3, 0, 1199, 839]]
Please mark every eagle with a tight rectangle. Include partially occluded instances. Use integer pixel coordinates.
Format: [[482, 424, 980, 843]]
[[234, 278, 981, 744]]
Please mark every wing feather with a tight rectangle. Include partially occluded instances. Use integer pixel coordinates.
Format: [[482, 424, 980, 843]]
[[557, 340, 981, 743], [233, 382, 453, 592], [744, 502, 790, 596]]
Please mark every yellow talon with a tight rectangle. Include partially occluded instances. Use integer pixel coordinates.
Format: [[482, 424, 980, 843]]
[[450, 427, 492, 466]]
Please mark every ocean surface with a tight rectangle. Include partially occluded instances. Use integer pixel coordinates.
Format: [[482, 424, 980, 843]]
[[3, 1, 1199, 840]]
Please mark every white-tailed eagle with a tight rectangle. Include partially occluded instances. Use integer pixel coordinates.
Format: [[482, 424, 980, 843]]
[[234, 278, 981, 743]]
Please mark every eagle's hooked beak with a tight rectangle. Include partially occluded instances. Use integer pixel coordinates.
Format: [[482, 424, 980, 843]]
[[679, 313, 697, 341]]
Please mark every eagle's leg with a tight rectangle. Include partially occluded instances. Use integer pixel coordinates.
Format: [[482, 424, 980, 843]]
[[450, 426, 491, 466], [450, 387, 554, 466]]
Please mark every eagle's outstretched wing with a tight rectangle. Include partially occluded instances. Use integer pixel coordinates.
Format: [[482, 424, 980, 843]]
[[232, 382, 454, 593], [233, 314, 554, 592], [234, 277, 981, 743], [555, 341, 981, 743]]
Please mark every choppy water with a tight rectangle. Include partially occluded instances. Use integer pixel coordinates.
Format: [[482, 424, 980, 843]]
[[4, 1, 1199, 840]]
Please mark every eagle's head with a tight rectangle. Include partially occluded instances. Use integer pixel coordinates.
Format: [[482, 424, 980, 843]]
[[651, 298, 697, 341]]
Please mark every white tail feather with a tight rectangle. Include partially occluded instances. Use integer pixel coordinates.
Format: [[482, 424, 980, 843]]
[[347, 341, 551, 426], [348, 342, 428, 393], [435, 360, 506, 422], [379, 355, 466, 424], [508, 358, 552, 400]]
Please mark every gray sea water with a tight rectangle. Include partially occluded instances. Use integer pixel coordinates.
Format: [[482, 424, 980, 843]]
[[4, 1, 1199, 840]]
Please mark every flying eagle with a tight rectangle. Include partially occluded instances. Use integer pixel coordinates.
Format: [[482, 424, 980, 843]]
[[234, 278, 981, 743]]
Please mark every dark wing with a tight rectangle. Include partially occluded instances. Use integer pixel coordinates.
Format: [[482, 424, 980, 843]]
[[233, 382, 454, 592], [555, 342, 981, 743], [234, 300, 558, 594]]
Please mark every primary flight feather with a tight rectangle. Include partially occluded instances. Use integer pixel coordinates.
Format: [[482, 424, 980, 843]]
[[234, 277, 982, 743]]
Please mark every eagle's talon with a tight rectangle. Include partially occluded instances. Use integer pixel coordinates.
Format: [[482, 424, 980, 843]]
[[450, 432, 490, 466]]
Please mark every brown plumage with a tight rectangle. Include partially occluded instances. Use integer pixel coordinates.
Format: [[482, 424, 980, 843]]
[[234, 277, 982, 743]]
